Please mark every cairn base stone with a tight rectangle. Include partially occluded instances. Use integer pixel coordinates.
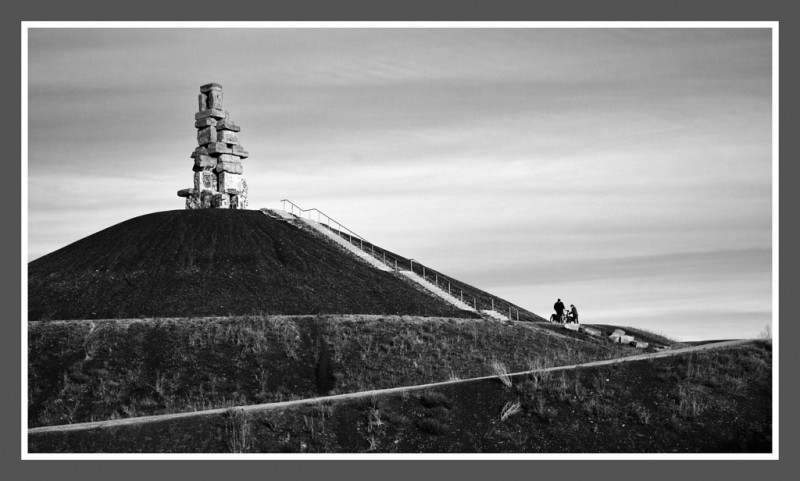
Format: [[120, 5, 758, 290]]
[[212, 193, 230, 208], [185, 194, 203, 210], [218, 171, 243, 194], [200, 191, 214, 208], [239, 179, 248, 208], [194, 171, 218, 192]]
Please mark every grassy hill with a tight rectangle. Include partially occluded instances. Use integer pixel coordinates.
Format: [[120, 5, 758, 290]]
[[28, 338, 771, 453], [28, 210, 479, 321], [26, 208, 771, 454], [28, 315, 653, 428]]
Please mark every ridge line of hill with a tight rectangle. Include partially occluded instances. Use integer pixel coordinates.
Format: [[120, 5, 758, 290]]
[[28, 338, 757, 436]]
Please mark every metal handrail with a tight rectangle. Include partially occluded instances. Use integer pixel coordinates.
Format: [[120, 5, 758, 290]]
[[280, 199, 366, 243], [275, 199, 539, 322]]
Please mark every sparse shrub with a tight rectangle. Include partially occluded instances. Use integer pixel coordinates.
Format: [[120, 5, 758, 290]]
[[367, 407, 385, 433], [417, 417, 448, 435], [303, 415, 321, 441], [672, 386, 707, 419], [490, 360, 512, 388], [500, 400, 522, 421], [418, 391, 452, 409], [516, 379, 537, 399], [526, 357, 552, 389], [572, 376, 587, 401], [628, 403, 651, 425], [383, 410, 409, 426], [275, 319, 301, 360], [553, 372, 570, 402], [582, 396, 598, 416], [223, 408, 252, 453], [426, 406, 451, 422], [589, 373, 608, 396], [532, 397, 557, 424]]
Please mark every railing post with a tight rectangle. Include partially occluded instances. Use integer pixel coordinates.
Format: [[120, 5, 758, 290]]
[[448, 282, 451, 295], [492, 299, 495, 311], [460, 289, 463, 302], [473, 298, 476, 310], [516, 308, 519, 321], [422, 266, 425, 279], [410, 259, 414, 272], [395, 259, 397, 272]]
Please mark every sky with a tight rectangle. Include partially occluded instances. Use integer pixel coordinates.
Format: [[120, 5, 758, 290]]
[[25, 26, 774, 341]]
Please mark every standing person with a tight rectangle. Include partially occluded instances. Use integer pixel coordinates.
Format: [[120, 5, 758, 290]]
[[553, 298, 565, 323], [569, 304, 579, 324]]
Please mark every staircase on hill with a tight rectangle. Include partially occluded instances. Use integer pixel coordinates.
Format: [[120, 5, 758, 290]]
[[263, 201, 546, 323]]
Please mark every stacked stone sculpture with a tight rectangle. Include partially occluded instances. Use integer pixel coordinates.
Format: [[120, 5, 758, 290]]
[[178, 83, 249, 209]]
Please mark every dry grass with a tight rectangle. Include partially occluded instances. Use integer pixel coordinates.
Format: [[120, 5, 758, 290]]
[[28, 315, 662, 427], [223, 408, 252, 453], [489, 360, 512, 388], [500, 400, 522, 421]]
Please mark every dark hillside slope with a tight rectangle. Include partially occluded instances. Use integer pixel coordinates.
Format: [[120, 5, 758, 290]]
[[28, 210, 475, 320], [322, 224, 547, 323]]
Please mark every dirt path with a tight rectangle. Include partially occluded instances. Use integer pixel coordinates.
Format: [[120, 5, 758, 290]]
[[28, 338, 757, 435]]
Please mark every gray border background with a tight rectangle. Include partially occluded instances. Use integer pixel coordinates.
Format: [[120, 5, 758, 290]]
[[6, 1, 793, 480]]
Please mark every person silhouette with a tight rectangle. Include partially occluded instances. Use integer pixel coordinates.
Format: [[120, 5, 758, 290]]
[[553, 298, 565, 323]]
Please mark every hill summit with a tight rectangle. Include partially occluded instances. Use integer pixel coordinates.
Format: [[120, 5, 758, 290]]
[[28, 209, 478, 321]]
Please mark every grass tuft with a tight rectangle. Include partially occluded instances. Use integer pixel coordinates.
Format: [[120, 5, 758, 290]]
[[223, 408, 252, 453], [490, 360, 512, 388], [500, 400, 522, 421]]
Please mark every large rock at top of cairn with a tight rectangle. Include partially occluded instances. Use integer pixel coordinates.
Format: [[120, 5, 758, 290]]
[[178, 83, 250, 210]]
